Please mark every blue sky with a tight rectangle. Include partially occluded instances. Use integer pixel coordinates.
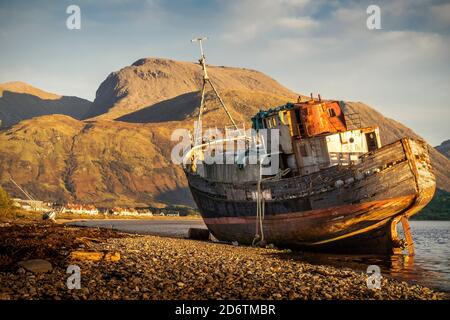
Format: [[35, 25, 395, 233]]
[[0, 0, 449, 145]]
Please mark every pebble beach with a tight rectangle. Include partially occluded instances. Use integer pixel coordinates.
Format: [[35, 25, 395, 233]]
[[0, 221, 447, 300]]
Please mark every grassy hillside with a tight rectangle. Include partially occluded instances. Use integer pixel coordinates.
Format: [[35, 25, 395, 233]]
[[412, 189, 450, 220]]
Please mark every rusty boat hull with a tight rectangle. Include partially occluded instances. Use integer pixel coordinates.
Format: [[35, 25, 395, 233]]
[[184, 138, 436, 254]]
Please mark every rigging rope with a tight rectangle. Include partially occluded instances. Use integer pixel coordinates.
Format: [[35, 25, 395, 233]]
[[252, 177, 265, 246]]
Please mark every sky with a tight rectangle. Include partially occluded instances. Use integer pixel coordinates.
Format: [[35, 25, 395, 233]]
[[0, 0, 449, 145]]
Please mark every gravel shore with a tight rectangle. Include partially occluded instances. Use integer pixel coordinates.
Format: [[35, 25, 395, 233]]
[[0, 222, 447, 300]]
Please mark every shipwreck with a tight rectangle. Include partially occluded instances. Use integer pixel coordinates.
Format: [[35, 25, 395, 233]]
[[182, 39, 436, 254]]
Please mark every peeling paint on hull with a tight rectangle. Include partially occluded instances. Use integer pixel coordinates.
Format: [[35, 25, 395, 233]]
[[184, 138, 436, 254]]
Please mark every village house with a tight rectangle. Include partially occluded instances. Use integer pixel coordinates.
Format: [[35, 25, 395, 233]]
[[62, 204, 99, 215], [137, 209, 153, 216], [12, 198, 47, 211], [166, 212, 180, 217], [111, 207, 139, 216]]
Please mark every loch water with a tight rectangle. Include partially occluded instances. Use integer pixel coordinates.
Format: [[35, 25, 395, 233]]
[[296, 220, 450, 292]]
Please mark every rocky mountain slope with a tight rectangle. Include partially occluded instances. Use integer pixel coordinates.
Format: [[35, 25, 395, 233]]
[[0, 59, 449, 207], [86, 58, 297, 120], [0, 81, 92, 128], [435, 140, 450, 159]]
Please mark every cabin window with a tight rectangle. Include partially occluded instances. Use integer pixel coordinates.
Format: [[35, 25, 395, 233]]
[[366, 132, 378, 151], [295, 109, 301, 123], [272, 118, 277, 127], [328, 108, 337, 117]]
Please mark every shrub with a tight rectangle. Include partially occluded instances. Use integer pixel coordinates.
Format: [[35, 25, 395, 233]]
[[0, 186, 12, 209]]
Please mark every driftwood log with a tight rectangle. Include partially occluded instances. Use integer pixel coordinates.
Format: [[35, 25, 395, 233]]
[[69, 251, 121, 262]]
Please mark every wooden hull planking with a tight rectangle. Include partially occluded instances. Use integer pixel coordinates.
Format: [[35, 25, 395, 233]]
[[184, 138, 436, 254]]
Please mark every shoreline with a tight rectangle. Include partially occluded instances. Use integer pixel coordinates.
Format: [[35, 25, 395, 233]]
[[0, 220, 447, 300], [55, 215, 202, 224]]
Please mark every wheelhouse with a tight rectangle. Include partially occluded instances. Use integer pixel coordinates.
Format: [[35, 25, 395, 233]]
[[251, 96, 381, 175]]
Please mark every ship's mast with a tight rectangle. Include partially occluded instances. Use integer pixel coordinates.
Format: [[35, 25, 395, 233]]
[[10, 177, 35, 201], [191, 37, 238, 143]]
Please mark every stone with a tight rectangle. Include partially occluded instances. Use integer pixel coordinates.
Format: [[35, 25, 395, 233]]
[[18, 259, 52, 273]]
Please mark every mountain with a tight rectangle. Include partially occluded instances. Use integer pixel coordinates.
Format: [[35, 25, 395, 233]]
[[86, 58, 297, 120], [0, 81, 92, 128], [0, 81, 61, 99], [0, 60, 298, 207], [0, 58, 449, 207], [435, 140, 450, 159]]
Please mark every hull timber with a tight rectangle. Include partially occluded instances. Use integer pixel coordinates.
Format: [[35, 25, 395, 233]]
[[184, 138, 435, 254]]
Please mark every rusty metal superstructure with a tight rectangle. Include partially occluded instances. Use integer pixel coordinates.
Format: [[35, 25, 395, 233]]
[[182, 41, 435, 254]]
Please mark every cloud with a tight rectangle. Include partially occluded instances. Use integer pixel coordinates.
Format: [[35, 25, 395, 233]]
[[233, 1, 450, 144], [0, 0, 448, 144], [218, 0, 319, 43], [431, 3, 450, 26], [277, 17, 319, 29]]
